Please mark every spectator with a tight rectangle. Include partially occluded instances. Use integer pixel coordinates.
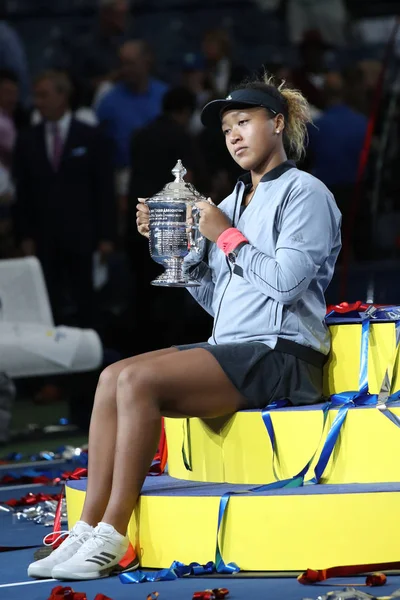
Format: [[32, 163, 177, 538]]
[[0, 70, 17, 156], [308, 69, 368, 191], [0, 70, 19, 258], [126, 86, 211, 352], [0, 67, 30, 132], [129, 86, 207, 200], [291, 29, 330, 113], [96, 39, 168, 215], [180, 53, 213, 134], [96, 40, 167, 169], [0, 161, 13, 205], [0, 144, 15, 258], [0, 22, 30, 108], [13, 70, 116, 329], [287, 0, 348, 47], [201, 28, 249, 97], [71, 0, 134, 104], [307, 68, 368, 258]]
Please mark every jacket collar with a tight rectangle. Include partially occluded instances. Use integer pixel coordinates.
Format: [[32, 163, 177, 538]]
[[238, 159, 297, 186]]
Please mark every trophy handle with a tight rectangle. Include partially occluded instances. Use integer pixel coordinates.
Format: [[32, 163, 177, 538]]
[[188, 201, 205, 251]]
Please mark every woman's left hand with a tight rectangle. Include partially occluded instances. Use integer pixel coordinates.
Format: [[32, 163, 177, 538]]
[[196, 199, 231, 243]]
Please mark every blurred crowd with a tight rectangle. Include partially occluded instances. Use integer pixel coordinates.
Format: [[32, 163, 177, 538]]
[[0, 0, 399, 369]]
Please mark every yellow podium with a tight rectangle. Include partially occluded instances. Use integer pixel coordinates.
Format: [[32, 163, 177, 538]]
[[67, 322, 400, 570]]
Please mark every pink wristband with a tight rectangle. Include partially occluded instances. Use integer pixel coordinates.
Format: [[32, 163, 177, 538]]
[[217, 227, 249, 255]]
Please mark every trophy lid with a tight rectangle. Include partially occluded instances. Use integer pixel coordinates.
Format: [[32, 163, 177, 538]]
[[147, 159, 205, 203]]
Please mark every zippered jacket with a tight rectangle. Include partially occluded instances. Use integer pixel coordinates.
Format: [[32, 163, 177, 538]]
[[188, 161, 342, 355]]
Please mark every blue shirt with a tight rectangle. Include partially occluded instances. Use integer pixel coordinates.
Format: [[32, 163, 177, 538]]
[[189, 162, 342, 355], [0, 22, 30, 107], [96, 80, 168, 167], [308, 104, 368, 187]]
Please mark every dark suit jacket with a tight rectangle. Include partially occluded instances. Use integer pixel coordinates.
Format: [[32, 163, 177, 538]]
[[14, 118, 116, 255], [128, 115, 208, 201]]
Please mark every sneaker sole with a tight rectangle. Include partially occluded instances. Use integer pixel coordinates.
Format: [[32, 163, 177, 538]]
[[52, 559, 139, 581], [27, 565, 54, 579]]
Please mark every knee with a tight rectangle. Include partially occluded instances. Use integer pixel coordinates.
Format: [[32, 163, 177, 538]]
[[97, 364, 120, 390], [117, 364, 157, 399]]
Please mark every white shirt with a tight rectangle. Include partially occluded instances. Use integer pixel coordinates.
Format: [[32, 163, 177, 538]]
[[45, 111, 72, 164]]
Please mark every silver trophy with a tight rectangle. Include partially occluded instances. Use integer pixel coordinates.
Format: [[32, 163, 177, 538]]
[[146, 160, 207, 287]]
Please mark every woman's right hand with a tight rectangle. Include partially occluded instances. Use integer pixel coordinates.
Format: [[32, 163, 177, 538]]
[[136, 198, 150, 239]]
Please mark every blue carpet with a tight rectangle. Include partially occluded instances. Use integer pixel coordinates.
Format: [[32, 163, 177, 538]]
[[68, 476, 400, 497], [0, 459, 68, 473], [0, 485, 62, 548], [0, 461, 76, 487], [1, 550, 400, 600], [0, 513, 53, 548], [0, 484, 61, 503]]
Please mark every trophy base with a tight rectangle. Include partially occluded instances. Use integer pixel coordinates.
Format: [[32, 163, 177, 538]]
[[151, 276, 200, 288], [150, 258, 201, 287]]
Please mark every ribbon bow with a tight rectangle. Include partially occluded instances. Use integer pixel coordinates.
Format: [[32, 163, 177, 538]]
[[47, 586, 87, 600], [53, 467, 88, 486], [47, 586, 113, 600], [193, 588, 229, 599], [326, 300, 372, 315]]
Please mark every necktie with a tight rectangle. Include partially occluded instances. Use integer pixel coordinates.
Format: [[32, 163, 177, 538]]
[[50, 122, 63, 171]]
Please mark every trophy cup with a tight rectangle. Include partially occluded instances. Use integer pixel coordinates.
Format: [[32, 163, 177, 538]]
[[146, 160, 207, 287]]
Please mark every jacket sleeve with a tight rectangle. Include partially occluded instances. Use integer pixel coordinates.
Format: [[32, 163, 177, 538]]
[[236, 186, 340, 304], [186, 261, 215, 316]]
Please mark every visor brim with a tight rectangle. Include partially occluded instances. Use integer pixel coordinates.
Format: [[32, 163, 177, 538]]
[[200, 99, 269, 128]]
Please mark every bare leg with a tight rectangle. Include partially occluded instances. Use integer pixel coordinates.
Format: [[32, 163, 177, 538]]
[[80, 348, 178, 526], [101, 348, 246, 534]]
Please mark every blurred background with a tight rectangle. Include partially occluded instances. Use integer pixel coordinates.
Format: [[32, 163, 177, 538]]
[[0, 0, 399, 450]]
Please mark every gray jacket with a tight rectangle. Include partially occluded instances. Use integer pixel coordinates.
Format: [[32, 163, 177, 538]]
[[189, 161, 341, 356]]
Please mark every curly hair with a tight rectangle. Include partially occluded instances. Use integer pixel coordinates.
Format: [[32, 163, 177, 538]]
[[234, 74, 312, 162]]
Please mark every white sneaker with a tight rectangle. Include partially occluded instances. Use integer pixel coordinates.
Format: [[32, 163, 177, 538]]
[[27, 521, 93, 579], [51, 522, 139, 580]]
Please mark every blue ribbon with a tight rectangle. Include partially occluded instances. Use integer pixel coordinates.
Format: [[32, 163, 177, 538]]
[[215, 315, 374, 571], [215, 493, 241, 573], [182, 418, 192, 471], [377, 320, 400, 428], [120, 560, 215, 584], [262, 400, 331, 482], [123, 312, 400, 582]]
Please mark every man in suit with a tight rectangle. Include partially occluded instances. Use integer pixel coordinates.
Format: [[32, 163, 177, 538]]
[[14, 70, 116, 329]]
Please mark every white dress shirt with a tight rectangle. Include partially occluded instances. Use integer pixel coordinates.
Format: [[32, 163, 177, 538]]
[[45, 111, 72, 164]]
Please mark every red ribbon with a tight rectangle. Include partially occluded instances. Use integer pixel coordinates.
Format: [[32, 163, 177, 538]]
[[326, 300, 372, 315], [0, 474, 51, 485], [52, 467, 88, 487], [148, 417, 168, 476], [193, 588, 229, 599], [46, 468, 88, 548], [298, 565, 394, 586], [366, 574, 387, 586], [47, 587, 113, 600], [47, 586, 87, 600], [5, 491, 61, 508]]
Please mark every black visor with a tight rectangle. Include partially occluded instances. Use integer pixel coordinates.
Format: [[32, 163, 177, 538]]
[[200, 88, 287, 128]]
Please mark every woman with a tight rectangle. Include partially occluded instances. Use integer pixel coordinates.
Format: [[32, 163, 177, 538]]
[[28, 75, 341, 580]]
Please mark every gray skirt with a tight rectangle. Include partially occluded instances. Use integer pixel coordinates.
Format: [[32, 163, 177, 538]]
[[175, 341, 324, 409]]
